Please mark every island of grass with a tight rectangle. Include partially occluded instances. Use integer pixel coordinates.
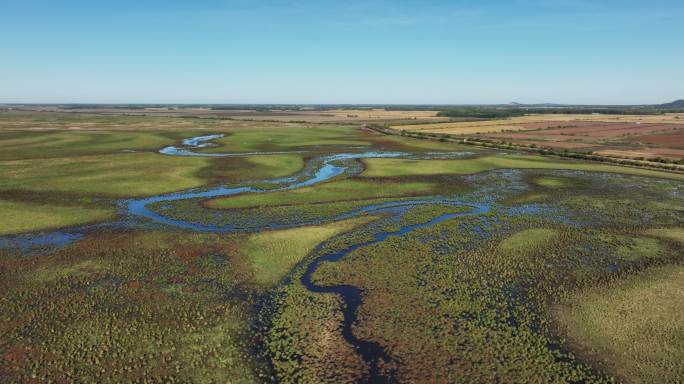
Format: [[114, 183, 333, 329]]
[[206, 179, 437, 209], [361, 153, 684, 180], [554, 265, 684, 383]]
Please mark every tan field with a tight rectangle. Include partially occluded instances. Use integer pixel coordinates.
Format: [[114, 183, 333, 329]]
[[595, 148, 684, 160], [395, 113, 684, 135], [396, 113, 684, 160], [392, 113, 684, 135], [394, 119, 534, 134]]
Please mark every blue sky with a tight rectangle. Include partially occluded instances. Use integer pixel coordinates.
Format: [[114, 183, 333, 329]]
[[1, 0, 682, 104]]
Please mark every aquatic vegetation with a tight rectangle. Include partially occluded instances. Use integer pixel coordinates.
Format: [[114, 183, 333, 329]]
[[0, 231, 269, 383], [265, 168, 682, 382], [1, 126, 683, 383]]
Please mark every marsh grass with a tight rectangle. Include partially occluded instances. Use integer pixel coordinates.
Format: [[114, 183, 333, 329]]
[[0, 153, 212, 197], [271, 170, 683, 383], [241, 217, 375, 286], [0, 130, 191, 160], [362, 154, 684, 180], [208, 179, 436, 209], [554, 265, 684, 383], [0, 200, 114, 235], [534, 176, 571, 188], [201, 126, 372, 153], [644, 227, 684, 245], [0, 230, 269, 383]]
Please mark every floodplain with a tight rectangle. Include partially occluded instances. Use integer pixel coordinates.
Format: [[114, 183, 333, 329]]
[[0, 110, 682, 383]]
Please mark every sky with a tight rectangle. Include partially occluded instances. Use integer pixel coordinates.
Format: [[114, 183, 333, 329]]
[[1, 0, 683, 104]]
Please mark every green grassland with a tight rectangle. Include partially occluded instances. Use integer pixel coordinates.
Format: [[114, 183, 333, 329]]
[[245, 155, 305, 178], [200, 125, 371, 153], [0, 153, 212, 197], [372, 133, 476, 152], [0, 152, 310, 235], [0, 130, 190, 160], [241, 217, 375, 286], [207, 179, 436, 209], [496, 228, 560, 259], [644, 227, 684, 245], [0, 200, 114, 235], [198, 154, 305, 185], [362, 154, 684, 180], [533, 176, 572, 188], [554, 265, 684, 383]]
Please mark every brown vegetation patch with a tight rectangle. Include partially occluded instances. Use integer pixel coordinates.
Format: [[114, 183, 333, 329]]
[[629, 132, 684, 148], [496, 140, 599, 149], [488, 123, 682, 140], [519, 121, 615, 129], [595, 148, 684, 160]]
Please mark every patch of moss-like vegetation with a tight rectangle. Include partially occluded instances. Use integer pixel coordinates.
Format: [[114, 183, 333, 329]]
[[554, 265, 684, 383], [0, 231, 270, 383]]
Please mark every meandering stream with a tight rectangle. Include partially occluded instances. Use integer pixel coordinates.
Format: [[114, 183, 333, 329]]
[[2, 134, 495, 382], [147, 135, 494, 382]]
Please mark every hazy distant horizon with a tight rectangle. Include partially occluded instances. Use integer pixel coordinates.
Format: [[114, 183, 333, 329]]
[[2, 1, 683, 104], [2, 100, 681, 107]]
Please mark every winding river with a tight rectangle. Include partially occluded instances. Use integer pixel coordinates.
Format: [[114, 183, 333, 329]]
[[3, 133, 682, 383], [3, 134, 494, 382], [145, 135, 493, 382]]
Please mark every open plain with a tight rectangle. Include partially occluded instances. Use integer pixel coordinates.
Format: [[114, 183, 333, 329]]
[[1, 110, 682, 383]]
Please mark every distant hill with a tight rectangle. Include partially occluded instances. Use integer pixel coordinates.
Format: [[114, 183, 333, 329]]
[[658, 99, 684, 109]]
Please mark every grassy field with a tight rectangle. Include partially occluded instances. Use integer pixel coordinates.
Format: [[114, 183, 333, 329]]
[[362, 153, 684, 180], [497, 228, 560, 254], [0, 200, 114, 235], [554, 265, 684, 383], [0, 130, 189, 160], [533, 175, 573, 188], [200, 154, 306, 185], [0, 153, 212, 197], [201, 125, 372, 153], [207, 179, 436, 209], [241, 217, 375, 286], [644, 227, 684, 245]]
